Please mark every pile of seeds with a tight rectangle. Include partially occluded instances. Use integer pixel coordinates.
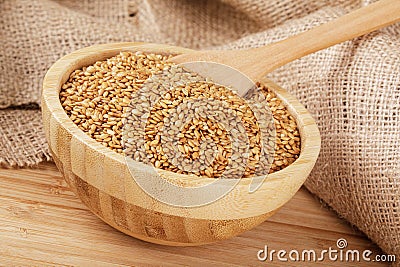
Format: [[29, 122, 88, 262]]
[[60, 51, 301, 178], [123, 70, 276, 178]]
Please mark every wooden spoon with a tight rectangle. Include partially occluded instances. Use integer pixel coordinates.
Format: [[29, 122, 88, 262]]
[[171, 0, 400, 96]]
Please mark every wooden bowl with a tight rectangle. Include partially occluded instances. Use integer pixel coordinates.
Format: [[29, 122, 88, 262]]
[[41, 42, 320, 246]]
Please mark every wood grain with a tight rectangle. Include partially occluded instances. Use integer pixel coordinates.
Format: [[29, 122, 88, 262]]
[[0, 162, 387, 266], [41, 42, 321, 245]]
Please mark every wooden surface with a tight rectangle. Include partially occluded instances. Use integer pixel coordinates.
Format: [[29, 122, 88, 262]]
[[41, 42, 320, 245], [0, 162, 386, 266], [172, 0, 400, 81]]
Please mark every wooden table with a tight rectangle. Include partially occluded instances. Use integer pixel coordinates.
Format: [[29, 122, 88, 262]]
[[0, 162, 386, 266]]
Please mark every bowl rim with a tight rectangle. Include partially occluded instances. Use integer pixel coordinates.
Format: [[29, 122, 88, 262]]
[[42, 42, 321, 217]]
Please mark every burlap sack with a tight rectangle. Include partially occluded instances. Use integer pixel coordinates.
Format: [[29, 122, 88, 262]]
[[1, 0, 399, 262]]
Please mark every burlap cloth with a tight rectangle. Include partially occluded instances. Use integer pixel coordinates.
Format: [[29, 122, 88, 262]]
[[1, 0, 399, 261]]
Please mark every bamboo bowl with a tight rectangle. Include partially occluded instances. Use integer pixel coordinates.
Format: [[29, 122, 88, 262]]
[[42, 42, 320, 246]]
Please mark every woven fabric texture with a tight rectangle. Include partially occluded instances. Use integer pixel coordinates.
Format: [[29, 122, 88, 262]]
[[0, 0, 399, 260]]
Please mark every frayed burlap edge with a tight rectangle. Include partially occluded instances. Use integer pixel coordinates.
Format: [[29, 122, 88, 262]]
[[0, 106, 51, 168]]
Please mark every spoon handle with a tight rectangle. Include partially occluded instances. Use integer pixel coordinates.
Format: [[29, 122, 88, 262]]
[[171, 0, 400, 80], [245, 0, 400, 78]]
